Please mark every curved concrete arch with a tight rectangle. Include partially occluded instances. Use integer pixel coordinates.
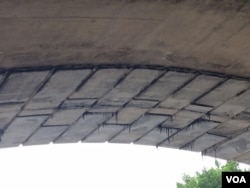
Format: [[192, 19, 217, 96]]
[[0, 65, 249, 164], [1, 0, 250, 164]]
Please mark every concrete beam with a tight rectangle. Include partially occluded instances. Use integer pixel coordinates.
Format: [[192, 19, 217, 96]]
[[0, 0, 250, 77]]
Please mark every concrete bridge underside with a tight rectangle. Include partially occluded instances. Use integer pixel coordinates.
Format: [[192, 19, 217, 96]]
[[1, 0, 250, 164]]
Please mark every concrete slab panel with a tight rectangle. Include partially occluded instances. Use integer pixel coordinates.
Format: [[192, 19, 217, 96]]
[[208, 119, 250, 137], [137, 71, 194, 101], [19, 109, 54, 116], [135, 127, 177, 146], [55, 114, 107, 143], [160, 98, 190, 111], [184, 104, 213, 113], [44, 108, 87, 126], [1, 116, 47, 144], [160, 75, 222, 109], [230, 89, 250, 107], [107, 107, 147, 125], [210, 89, 250, 117], [128, 99, 158, 108], [110, 115, 168, 144], [84, 125, 126, 143], [0, 103, 23, 129], [0, 143, 20, 149], [88, 106, 120, 113], [149, 107, 178, 116], [162, 110, 203, 128], [183, 133, 226, 152], [211, 104, 245, 118], [205, 131, 250, 160], [26, 70, 91, 109], [0, 71, 48, 103], [236, 151, 250, 164], [71, 69, 127, 99], [160, 120, 219, 149], [24, 126, 68, 145], [236, 111, 250, 121], [208, 115, 229, 123], [196, 79, 249, 107], [60, 99, 96, 109], [98, 69, 161, 106]]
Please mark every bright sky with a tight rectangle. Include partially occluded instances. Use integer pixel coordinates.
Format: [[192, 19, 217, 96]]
[[0, 143, 249, 188]]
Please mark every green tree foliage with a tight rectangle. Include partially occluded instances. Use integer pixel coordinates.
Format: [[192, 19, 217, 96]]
[[176, 160, 243, 188]]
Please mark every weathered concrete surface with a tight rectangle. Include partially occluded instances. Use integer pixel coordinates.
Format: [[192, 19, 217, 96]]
[[0, 71, 48, 103], [109, 115, 168, 143], [0, 0, 250, 77], [0, 66, 249, 164], [160, 120, 219, 149], [0, 103, 23, 129], [1, 116, 48, 144]]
